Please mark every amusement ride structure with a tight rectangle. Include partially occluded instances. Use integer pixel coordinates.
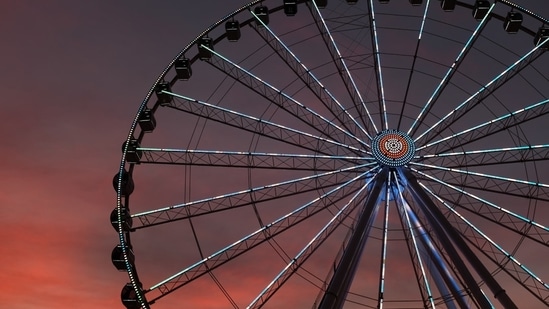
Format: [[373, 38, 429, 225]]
[[112, 1, 549, 308]]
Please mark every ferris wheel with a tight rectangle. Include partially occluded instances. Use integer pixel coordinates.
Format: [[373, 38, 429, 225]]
[[112, 1, 549, 308]]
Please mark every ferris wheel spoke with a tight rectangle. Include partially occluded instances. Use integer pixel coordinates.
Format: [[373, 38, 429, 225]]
[[414, 38, 547, 146], [412, 168, 549, 246], [145, 170, 371, 303], [248, 10, 371, 142], [366, 0, 388, 130], [407, 2, 495, 137], [376, 173, 392, 308], [421, 183, 549, 305], [416, 144, 549, 168], [137, 147, 373, 171], [397, 0, 431, 131], [161, 91, 366, 156], [416, 98, 549, 155], [247, 181, 371, 309], [410, 162, 549, 202], [306, 0, 379, 135], [131, 163, 377, 229], [201, 44, 368, 151]]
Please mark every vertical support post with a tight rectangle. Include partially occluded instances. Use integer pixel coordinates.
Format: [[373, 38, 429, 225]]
[[397, 197, 468, 309], [400, 168, 518, 309], [318, 168, 389, 309]]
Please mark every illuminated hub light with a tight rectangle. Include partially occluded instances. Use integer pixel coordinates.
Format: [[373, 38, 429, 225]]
[[372, 130, 415, 167]]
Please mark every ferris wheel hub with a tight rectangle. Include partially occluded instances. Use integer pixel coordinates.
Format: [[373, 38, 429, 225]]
[[371, 130, 415, 167]]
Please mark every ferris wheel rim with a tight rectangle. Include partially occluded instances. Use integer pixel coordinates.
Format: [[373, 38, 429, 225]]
[[113, 1, 549, 308]]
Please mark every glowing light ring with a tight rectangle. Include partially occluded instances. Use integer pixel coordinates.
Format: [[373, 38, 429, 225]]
[[372, 130, 415, 167]]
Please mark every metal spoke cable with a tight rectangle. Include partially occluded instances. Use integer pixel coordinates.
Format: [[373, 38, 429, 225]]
[[186, 213, 240, 309], [415, 144, 549, 167], [413, 37, 548, 146], [145, 168, 375, 302], [247, 177, 373, 309], [201, 44, 369, 151], [162, 90, 367, 156], [416, 98, 549, 154], [421, 182, 549, 303], [376, 172, 392, 309], [367, 0, 388, 130], [407, 2, 496, 137], [307, 0, 379, 135], [410, 161, 549, 200], [131, 162, 377, 229], [136, 147, 373, 170], [249, 9, 371, 141], [411, 167, 549, 239], [397, 0, 431, 131]]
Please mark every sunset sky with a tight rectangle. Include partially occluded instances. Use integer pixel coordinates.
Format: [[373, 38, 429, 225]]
[[1, 1, 549, 309]]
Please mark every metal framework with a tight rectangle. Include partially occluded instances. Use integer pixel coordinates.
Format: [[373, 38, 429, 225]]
[[112, 1, 549, 309]]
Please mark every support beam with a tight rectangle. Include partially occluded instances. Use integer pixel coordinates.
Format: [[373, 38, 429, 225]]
[[396, 196, 468, 309], [400, 168, 518, 309], [318, 168, 388, 309]]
